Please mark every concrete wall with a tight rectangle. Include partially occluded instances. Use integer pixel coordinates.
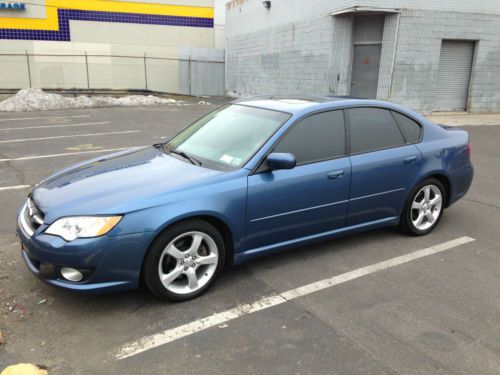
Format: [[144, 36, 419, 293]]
[[214, 0, 226, 50], [226, 0, 500, 113]]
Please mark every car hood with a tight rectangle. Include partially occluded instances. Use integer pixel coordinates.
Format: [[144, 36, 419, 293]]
[[31, 146, 225, 222]]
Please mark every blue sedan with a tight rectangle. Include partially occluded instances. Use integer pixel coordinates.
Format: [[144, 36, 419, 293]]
[[17, 96, 473, 301]]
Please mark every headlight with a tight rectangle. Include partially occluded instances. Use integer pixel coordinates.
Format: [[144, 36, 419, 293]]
[[45, 216, 122, 241]]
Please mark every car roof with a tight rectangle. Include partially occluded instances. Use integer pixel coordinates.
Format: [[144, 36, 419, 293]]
[[232, 95, 340, 113], [232, 95, 397, 115]]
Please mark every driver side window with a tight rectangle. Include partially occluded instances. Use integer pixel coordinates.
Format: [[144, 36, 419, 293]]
[[274, 110, 346, 165]]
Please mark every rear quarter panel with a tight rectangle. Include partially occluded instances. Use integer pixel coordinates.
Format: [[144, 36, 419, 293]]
[[415, 121, 473, 206]]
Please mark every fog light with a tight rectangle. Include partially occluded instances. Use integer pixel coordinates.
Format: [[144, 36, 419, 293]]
[[60, 267, 83, 282]]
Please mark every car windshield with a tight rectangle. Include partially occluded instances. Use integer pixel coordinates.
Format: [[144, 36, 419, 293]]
[[166, 104, 291, 170]]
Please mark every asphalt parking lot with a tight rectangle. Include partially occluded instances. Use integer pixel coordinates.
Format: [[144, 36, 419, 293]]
[[0, 102, 499, 375]]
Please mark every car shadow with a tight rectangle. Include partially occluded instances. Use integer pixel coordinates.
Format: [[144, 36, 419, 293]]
[[38, 226, 403, 313]]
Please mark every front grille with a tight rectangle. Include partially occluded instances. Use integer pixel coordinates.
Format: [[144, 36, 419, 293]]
[[19, 197, 45, 236]]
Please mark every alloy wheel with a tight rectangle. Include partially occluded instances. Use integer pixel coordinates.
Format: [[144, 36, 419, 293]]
[[411, 184, 443, 231], [158, 231, 219, 295]]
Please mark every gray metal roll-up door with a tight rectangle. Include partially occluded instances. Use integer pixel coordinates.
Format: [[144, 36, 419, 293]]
[[433, 40, 475, 111]]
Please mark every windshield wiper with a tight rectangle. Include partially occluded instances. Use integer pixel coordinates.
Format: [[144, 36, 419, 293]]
[[164, 145, 202, 166]]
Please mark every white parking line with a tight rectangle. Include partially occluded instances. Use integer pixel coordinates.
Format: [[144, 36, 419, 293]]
[[0, 147, 140, 162], [115, 236, 475, 360], [0, 185, 31, 191], [0, 115, 90, 122], [0, 130, 140, 144], [0, 121, 110, 131]]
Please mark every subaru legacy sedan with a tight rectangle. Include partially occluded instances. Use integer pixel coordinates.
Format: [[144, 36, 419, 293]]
[[17, 96, 473, 301]]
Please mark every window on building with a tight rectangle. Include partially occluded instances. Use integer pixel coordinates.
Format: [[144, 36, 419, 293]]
[[348, 108, 406, 154], [391, 111, 422, 143], [274, 110, 345, 164]]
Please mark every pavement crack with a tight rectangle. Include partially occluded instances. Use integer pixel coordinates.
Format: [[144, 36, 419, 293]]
[[463, 198, 500, 210], [1, 157, 28, 186], [289, 299, 404, 374], [242, 266, 402, 373]]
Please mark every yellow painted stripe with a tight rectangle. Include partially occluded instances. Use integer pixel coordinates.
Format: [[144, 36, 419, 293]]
[[0, 0, 213, 31], [49, 0, 213, 17]]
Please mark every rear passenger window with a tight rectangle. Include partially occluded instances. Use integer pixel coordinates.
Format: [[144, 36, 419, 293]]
[[391, 111, 421, 142], [348, 108, 405, 154], [274, 110, 345, 164]]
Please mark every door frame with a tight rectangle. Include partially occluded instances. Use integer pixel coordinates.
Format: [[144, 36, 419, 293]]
[[348, 14, 385, 99]]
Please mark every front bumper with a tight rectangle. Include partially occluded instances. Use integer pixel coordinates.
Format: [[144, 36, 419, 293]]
[[17, 214, 154, 293]]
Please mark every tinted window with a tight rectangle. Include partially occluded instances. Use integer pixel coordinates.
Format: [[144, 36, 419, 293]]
[[274, 110, 345, 164], [391, 111, 421, 142], [348, 108, 405, 154]]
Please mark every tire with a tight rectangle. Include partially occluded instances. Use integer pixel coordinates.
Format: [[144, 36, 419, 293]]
[[399, 178, 446, 236], [142, 219, 225, 301]]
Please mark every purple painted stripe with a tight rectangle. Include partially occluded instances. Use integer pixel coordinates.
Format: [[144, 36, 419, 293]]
[[0, 9, 213, 41]]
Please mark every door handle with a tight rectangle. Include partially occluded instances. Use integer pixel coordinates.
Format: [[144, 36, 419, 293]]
[[328, 170, 344, 180], [404, 156, 417, 164]]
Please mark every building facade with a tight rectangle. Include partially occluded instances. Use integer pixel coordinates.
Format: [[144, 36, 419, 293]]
[[0, 0, 226, 95], [225, 0, 500, 113]]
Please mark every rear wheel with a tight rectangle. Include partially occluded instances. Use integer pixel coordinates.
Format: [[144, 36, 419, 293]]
[[143, 220, 225, 301], [400, 178, 445, 235]]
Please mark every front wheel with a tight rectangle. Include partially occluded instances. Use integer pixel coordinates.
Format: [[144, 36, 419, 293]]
[[399, 178, 446, 235], [143, 220, 225, 301]]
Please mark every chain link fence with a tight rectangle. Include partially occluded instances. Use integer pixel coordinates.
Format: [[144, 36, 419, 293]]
[[0, 51, 225, 96]]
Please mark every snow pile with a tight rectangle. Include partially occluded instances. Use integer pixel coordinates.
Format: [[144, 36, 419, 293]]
[[0, 88, 179, 112]]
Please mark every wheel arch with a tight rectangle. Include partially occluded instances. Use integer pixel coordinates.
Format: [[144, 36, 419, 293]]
[[195, 214, 235, 266], [140, 213, 236, 282], [416, 172, 451, 207]]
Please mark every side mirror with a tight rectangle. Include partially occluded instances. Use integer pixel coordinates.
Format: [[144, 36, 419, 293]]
[[266, 152, 296, 171]]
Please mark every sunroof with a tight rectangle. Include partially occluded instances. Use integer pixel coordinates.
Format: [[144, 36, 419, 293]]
[[277, 99, 315, 104]]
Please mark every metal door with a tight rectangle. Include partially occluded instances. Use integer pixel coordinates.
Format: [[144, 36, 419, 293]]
[[246, 158, 351, 251], [350, 44, 382, 99], [347, 145, 422, 226], [433, 40, 475, 111]]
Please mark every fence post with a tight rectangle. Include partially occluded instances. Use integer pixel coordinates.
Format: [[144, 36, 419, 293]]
[[84, 51, 90, 89], [143, 53, 148, 91], [188, 55, 192, 96], [25, 50, 32, 88]]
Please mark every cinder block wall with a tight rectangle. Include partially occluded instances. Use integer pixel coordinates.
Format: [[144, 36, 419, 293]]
[[225, 0, 500, 113], [226, 16, 333, 96], [389, 9, 500, 113]]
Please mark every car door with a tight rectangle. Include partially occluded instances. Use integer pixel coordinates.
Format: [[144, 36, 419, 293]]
[[346, 107, 423, 226], [246, 110, 351, 250]]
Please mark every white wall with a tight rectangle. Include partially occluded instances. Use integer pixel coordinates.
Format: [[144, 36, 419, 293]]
[[214, 0, 226, 49]]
